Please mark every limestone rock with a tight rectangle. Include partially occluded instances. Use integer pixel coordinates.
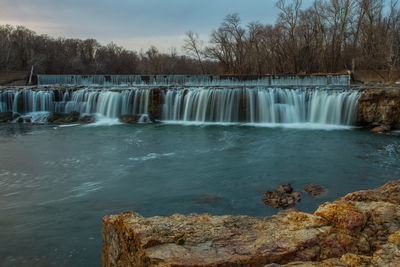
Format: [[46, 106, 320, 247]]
[[357, 88, 400, 129], [102, 180, 400, 266], [314, 202, 367, 231]]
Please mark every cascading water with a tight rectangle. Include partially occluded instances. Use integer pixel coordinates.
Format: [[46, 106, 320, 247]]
[[0, 86, 361, 126], [0, 88, 150, 119], [162, 88, 361, 125], [37, 74, 350, 86]]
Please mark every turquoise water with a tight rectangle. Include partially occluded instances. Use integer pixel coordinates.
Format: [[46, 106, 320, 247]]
[[0, 123, 399, 266]]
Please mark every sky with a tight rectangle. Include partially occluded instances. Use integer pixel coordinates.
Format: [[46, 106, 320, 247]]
[[0, 0, 313, 53]]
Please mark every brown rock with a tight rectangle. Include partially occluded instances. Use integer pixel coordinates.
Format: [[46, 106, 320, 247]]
[[357, 88, 400, 129], [47, 111, 80, 124], [292, 192, 301, 202], [278, 184, 293, 194], [102, 180, 400, 266], [79, 115, 95, 124], [314, 202, 367, 231], [371, 124, 391, 132], [119, 114, 142, 124], [304, 184, 326, 196], [262, 184, 301, 209]]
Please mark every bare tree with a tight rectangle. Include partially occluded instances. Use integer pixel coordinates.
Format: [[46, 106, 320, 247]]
[[183, 31, 206, 74]]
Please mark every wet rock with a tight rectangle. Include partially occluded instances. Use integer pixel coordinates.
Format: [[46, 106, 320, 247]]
[[262, 184, 301, 209], [79, 115, 95, 124], [47, 111, 80, 124], [64, 111, 80, 123], [292, 192, 301, 202], [304, 184, 326, 196], [0, 112, 13, 122], [47, 112, 64, 123], [278, 183, 293, 194], [102, 180, 400, 266], [371, 124, 391, 132], [119, 114, 142, 124], [30, 122, 45, 126]]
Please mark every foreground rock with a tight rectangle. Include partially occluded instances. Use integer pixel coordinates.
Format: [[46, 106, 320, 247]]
[[102, 180, 400, 266], [262, 183, 301, 209], [304, 184, 326, 196]]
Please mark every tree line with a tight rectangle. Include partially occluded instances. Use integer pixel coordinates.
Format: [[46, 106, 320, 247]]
[[1, 0, 399, 77], [0, 25, 219, 75]]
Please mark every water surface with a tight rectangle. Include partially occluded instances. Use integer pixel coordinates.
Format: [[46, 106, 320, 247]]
[[0, 123, 399, 266]]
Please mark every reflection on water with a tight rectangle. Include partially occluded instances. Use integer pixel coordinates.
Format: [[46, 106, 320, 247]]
[[0, 123, 399, 266]]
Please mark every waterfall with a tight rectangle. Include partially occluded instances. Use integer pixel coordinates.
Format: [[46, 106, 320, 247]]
[[0, 89, 151, 118], [162, 88, 361, 125], [37, 74, 350, 86], [1, 86, 361, 126]]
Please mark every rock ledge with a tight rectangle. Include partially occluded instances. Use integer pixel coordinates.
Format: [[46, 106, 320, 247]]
[[102, 180, 400, 266]]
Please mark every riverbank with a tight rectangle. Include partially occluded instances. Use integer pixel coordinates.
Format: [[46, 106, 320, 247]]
[[102, 180, 400, 266]]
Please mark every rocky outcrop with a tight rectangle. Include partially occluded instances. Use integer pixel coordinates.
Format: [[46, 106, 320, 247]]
[[357, 88, 400, 129], [102, 180, 400, 267]]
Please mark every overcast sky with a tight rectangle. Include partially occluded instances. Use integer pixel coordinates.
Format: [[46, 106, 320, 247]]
[[1, 0, 313, 53]]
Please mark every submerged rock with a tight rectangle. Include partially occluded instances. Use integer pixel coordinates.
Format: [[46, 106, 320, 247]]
[[262, 184, 301, 209], [79, 115, 95, 124], [102, 180, 400, 266], [304, 184, 326, 196], [0, 112, 13, 122], [47, 111, 80, 124], [371, 124, 391, 133], [119, 114, 142, 124]]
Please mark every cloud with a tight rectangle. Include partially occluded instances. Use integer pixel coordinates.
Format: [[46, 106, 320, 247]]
[[0, 0, 314, 52]]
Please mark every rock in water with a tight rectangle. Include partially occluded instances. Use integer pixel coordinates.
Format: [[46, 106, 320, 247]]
[[79, 115, 95, 124], [277, 183, 293, 194], [262, 184, 301, 209], [64, 111, 80, 123], [371, 125, 391, 133], [119, 114, 142, 124], [304, 184, 326, 196], [0, 112, 13, 122], [102, 180, 400, 266], [47, 112, 80, 124]]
